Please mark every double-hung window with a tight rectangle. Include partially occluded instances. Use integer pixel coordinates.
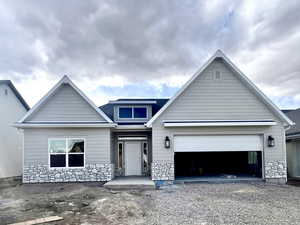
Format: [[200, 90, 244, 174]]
[[49, 138, 85, 168], [118, 107, 147, 119]]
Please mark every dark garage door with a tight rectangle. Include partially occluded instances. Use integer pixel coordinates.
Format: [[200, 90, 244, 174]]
[[175, 151, 262, 178]]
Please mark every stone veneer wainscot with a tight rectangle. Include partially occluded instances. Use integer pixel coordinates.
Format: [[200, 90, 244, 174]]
[[23, 163, 114, 183]]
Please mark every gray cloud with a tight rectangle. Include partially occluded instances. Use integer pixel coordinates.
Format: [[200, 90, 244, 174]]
[[0, 0, 299, 107]]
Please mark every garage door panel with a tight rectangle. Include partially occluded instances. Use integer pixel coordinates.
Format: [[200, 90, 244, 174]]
[[174, 135, 262, 152]]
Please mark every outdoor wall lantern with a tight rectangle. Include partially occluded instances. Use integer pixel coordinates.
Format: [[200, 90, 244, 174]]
[[165, 136, 170, 149], [267, 135, 275, 147]]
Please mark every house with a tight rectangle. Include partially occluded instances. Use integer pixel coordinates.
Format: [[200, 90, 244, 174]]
[[14, 50, 293, 184], [0, 80, 29, 178], [282, 109, 300, 178]]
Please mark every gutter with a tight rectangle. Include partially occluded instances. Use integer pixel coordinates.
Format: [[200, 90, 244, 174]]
[[13, 123, 117, 128]]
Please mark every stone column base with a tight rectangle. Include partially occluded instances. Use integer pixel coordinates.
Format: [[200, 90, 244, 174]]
[[23, 163, 114, 183], [265, 178, 287, 184], [151, 161, 174, 180], [264, 160, 287, 184]]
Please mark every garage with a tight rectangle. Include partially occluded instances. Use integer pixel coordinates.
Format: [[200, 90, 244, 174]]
[[174, 135, 263, 179]]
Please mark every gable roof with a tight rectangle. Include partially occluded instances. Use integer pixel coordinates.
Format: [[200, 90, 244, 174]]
[[0, 80, 30, 110], [146, 50, 294, 127], [100, 98, 169, 122], [18, 75, 113, 124]]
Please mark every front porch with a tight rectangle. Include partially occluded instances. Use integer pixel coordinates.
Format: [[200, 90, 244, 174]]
[[112, 129, 152, 178], [104, 176, 155, 189]]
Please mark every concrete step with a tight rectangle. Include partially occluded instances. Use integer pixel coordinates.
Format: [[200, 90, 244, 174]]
[[104, 177, 156, 190], [104, 184, 155, 190]]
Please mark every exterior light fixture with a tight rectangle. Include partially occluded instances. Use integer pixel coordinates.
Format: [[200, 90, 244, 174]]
[[267, 135, 275, 147], [165, 136, 170, 149]]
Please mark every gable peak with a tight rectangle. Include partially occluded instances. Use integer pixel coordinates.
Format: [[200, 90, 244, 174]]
[[214, 49, 225, 58]]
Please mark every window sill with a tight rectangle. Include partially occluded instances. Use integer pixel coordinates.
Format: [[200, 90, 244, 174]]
[[49, 166, 85, 170]]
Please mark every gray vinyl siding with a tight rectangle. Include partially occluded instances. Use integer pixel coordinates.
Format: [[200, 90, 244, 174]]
[[23, 128, 111, 165], [26, 84, 105, 122], [152, 59, 286, 164], [157, 59, 278, 121]]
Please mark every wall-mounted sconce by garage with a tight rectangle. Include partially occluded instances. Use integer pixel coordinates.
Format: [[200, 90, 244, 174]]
[[165, 136, 170, 149], [267, 135, 275, 147]]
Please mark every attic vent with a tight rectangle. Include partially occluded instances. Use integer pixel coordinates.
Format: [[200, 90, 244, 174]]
[[214, 71, 221, 80], [4, 89, 8, 95]]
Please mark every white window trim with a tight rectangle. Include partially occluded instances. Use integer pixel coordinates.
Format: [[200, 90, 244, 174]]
[[117, 106, 148, 120], [48, 137, 86, 169]]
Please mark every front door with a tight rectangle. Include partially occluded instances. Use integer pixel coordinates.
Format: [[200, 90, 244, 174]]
[[125, 141, 142, 176]]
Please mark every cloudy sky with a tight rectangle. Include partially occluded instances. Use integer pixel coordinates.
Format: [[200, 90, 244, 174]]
[[0, 0, 299, 109]]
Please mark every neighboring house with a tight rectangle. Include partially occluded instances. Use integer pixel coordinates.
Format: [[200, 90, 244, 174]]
[[0, 80, 29, 178], [14, 50, 293, 184], [282, 109, 300, 178]]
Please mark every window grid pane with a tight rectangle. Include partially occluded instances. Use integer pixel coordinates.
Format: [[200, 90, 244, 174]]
[[119, 107, 132, 118], [134, 107, 147, 118], [49, 139, 66, 153], [50, 155, 66, 167], [68, 139, 84, 153], [68, 154, 84, 167]]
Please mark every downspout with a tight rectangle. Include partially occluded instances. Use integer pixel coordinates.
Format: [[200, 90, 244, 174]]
[[284, 124, 292, 182]]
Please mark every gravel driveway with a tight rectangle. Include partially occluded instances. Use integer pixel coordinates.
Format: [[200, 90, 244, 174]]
[[1, 180, 300, 225], [145, 182, 300, 225]]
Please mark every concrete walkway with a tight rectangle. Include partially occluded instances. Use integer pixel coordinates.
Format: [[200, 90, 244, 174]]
[[104, 176, 156, 190]]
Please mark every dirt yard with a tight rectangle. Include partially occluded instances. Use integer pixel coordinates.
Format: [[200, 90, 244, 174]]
[[1, 178, 300, 225]]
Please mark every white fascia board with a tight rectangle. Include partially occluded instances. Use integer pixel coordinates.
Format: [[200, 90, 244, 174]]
[[118, 137, 148, 141], [19, 76, 113, 123], [164, 121, 277, 127], [146, 50, 294, 127], [286, 134, 300, 140], [109, 100, 157, 104], [115, 125, 149, 130], [13, 123, 117, 128]]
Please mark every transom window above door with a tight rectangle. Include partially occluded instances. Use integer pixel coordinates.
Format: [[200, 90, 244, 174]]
[[118, 106, 147, 119]]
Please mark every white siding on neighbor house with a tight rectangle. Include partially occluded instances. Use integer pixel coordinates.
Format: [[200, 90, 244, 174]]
[[24, 128, 111, 165], [152, 59, 286, 167], [287, 140, 300, 177], [0, 84, 27, 178], [26, 84, 105, 122]]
